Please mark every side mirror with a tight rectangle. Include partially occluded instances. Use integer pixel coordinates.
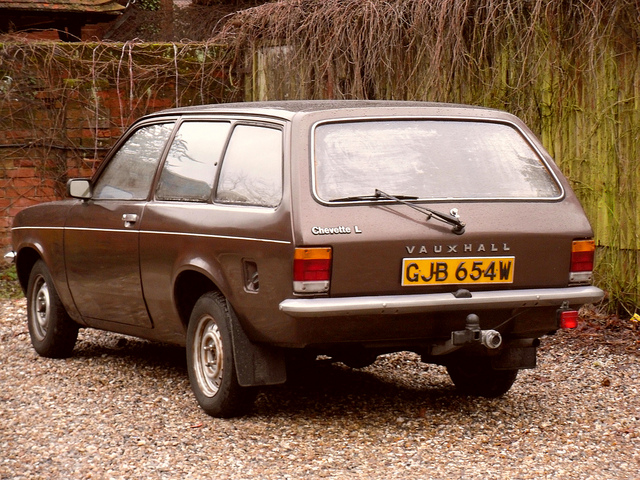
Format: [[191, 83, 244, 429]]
[[67, 178, 92, 200]]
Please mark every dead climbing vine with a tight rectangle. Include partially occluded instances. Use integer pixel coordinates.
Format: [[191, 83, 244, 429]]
[[218, 0, 640, 114], [0, 40, 238, 200]]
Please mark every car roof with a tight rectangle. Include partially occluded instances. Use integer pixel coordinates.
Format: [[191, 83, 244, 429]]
[[142, 100, 505, 123]]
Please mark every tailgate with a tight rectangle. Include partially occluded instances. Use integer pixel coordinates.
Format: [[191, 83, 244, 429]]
[[296, 200, 593, 297], [292, 116, 595, 298]]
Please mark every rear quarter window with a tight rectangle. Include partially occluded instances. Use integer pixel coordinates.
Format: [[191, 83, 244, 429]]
[[215, 124, 283, 207]]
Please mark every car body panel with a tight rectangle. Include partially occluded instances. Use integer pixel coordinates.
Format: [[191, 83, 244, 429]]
[[138, 201, 294, 344], [64, 200, 151, 327], [10, 100, 604, 353]]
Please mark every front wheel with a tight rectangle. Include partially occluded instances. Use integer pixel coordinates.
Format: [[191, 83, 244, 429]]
[[446, 357, 518, 398], [26, 260, 78, 358], [186, 292, 256, 417]]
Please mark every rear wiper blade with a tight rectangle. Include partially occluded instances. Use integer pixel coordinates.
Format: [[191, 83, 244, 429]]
[[329, 194, 419, 202], [374, 189, 466, 235]]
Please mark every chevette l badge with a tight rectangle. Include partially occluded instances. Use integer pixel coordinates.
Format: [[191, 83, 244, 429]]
[[312, 225, 363, 235]]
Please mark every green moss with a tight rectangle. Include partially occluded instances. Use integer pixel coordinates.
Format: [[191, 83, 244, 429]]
[[0, 264, 22, 300]]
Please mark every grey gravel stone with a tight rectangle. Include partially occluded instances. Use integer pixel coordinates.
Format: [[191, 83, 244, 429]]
[[1, 298, 638, 479]]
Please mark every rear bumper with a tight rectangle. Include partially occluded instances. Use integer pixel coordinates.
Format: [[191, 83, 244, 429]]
[[279, 286, 604, 318]]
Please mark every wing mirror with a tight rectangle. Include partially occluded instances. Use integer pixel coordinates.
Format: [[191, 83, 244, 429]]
[[67, 178, 92, 200]]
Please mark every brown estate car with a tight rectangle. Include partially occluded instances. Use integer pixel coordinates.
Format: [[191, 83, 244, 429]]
[[7, 100, 604, 417]]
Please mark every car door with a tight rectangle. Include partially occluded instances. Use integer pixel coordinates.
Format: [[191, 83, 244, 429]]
[[65, 121, 175, 327]]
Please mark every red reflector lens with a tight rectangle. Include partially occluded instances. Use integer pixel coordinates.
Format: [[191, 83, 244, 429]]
[[293, 258, 331, 281], [293, 248, 332, 282], [571, 240, 595, 272], [560, 310, 579, 329]]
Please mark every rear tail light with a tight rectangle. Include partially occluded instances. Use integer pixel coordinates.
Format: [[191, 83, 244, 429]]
[[570, 239, 595, 284], [559, 310, 579, 329], [293, 247, 332, 293]]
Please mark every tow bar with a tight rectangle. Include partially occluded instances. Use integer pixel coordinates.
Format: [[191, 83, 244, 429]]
[[431, 313, 502, 356]]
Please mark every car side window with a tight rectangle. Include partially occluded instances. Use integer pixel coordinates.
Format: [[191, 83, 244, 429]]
[[156, 121, 231, 202], [215, 125, 283, 207], [93, 123, 175, 200]]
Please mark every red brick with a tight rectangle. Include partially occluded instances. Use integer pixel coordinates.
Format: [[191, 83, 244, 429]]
[[145, 98, 173, 108], [66, 105, 85, 120], [4, 130, 32, 141], [103, 95, 124, 109], [13, 159, 37, 168], [39, 187, 58, 198], [10, 177, 42, 188], [66, 128, 82, 139], [7, 186, 36, 197], [96, 129, 112, 138], [0, 236, 12, 249], [6, 168, 37, 178]]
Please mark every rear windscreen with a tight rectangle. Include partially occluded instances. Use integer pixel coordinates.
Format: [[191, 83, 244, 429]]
[[313, 120, 562, 201]]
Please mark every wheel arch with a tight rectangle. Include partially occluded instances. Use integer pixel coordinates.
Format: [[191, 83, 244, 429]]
[[173, 268, 220, 330], [174, 267, 286, 388], [15, 247, 43, 294]]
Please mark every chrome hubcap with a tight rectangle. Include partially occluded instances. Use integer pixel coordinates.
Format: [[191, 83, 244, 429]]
[[31, 276, 50, 341], [193, 315, 223, 397]]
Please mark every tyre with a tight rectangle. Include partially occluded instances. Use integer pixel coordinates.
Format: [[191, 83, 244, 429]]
[[26, 260, 79, 358], [186, 292, 256, 418], [446, 357, 518, 398]]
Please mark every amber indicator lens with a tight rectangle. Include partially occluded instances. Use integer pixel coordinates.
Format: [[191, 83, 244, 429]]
[[571, 240, 595, 272]]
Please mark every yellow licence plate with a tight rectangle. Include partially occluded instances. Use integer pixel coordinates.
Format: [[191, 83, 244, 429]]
[[402, 257, 515, 286]]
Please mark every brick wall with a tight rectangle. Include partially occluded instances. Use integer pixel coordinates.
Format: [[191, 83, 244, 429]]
[[0, 42, 237, 251]]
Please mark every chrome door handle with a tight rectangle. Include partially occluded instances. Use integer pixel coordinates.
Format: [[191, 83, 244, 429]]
[[122, 213, 138, 227]]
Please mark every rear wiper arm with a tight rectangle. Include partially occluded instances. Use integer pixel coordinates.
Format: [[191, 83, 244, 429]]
[[374, 189, 466, 235], [329, 194, 419, 202]]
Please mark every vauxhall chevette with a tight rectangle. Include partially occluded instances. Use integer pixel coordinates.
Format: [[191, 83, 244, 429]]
[[7, 100, 604, 417]]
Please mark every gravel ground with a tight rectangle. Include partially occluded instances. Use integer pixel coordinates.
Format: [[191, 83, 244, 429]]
[[1, 297, 639, 479]]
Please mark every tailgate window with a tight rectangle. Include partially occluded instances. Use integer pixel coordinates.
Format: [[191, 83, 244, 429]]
[[313, 120, 562, 201]]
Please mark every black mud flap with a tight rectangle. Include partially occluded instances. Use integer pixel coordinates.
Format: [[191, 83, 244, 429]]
[[227, 302, 287, 387], [491, 346, 537, 370]]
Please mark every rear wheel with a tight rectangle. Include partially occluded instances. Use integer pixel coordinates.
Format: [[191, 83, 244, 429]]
[[186, 292, 255, 417], [446, 357, 518, 398], [26, 260, 78, 358]]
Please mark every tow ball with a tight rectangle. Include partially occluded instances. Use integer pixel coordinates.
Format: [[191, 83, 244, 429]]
[[431, 313, 502, 356]]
